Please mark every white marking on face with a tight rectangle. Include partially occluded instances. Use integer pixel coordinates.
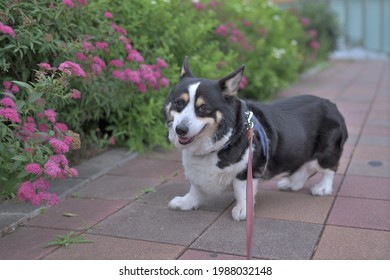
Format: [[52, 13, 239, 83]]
[[169, 82, 205, 143]]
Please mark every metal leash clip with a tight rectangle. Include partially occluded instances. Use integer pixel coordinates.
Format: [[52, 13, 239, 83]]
[[244, 111, 254, 130]]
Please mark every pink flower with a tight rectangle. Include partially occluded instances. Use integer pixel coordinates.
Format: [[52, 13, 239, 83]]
[[50, 154, 68, 166], [300, 16, 310, 26], [92, 56, 106, 69], [25, 163, 42, 175], [110, 59, 124, 67], [308, 29, 317, 38], [124, 69, 141, 84], [193, 2, 204, 10], [96, 41, 109, 53], [82, 41, 95, 51], [0, 22, 16, 38], [77, 0, 88, 6], [11, 85, 19, 93], [62, 0, 74, 8], [215, 25, 228, 36], [91, 63, 102, 76], [136, 83, 147, 93], [55, 122, 68, 132], [44, 159, 63, 178], [1, 97, 16, 108], [111, 23, 127, 35], [44, 109, 57, 123], [242, 20, 251, 27], [70, 88, 81, 99], [75, 52, 87, 61], [0, 107, 20, 123], [37, 62, 53, 71], [156, 58, 168, 68], [112, 70, 125, 80], [66, 167, 78, 177], [126, 49, 144, 62], [159, 77, 170, 87], [58, 61, 86, 77], [104, 11, 113, 19], [108, 136, 115, 145], [63, 135, 73, 145], [49, 138, 69, 154], [310, 40, 320, 49], [3, 81, 12, 89], [17, 177, 55, 206]]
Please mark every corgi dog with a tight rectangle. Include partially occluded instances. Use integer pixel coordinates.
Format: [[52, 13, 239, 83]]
[[163, 57, 348, 221]]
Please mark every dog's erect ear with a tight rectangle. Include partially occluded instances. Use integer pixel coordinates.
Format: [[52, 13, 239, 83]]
[[219, 65, 245, 96], [180, 56, 195, 79]]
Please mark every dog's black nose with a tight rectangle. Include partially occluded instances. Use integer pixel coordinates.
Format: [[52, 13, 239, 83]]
[[175, 125, 189, 136]]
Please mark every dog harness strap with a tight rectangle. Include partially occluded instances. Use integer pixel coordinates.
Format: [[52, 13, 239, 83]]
[[246, 126, 254, 260]]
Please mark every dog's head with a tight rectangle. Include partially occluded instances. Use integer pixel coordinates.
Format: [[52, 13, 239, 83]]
[[163, 57, 245, 154]]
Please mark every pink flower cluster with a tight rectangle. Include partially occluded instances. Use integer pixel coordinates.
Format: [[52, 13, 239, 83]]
[[58, 60, 87, 77], [62, 0, 88, 9], [17, 177, 58, 206], [0, 82, 21, 123], [73, 10, 170, 93], [112, 58, 169, 92], [1, 62, 81, 206], [214, 22, 254, 52], [0, 22, 16, 38]]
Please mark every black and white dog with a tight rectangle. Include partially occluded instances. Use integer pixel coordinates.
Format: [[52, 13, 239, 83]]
[[163, 57, 348, 221]]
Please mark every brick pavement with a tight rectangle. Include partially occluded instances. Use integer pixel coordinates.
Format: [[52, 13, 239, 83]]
[[0, 60, 389, 260]]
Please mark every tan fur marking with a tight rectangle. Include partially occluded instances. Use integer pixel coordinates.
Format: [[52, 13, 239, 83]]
[[180, 92, 189, 103], [216, 111, 223, 123], [196, 97, 205, 107]]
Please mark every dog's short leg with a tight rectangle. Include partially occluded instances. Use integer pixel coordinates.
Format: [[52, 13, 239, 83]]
[[232, 178, 258, 221], [311, 169, 334, 196], [277, 160, 318, 192], [169, 184, 203, 210]]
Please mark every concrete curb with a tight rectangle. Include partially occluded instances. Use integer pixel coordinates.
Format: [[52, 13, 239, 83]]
[[0, 148, 137, 237]]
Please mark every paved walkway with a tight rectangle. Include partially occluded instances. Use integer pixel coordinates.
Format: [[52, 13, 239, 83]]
[[0, 60, 389, 260]]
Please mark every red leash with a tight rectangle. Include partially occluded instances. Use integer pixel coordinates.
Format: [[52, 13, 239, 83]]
[[246, 126, 254, 260]]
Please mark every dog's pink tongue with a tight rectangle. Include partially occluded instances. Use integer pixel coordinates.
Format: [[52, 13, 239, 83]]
[[179, 137, 191, 144]]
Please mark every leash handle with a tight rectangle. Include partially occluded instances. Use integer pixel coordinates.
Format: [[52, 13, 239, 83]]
[[246, 127, 254, 260]]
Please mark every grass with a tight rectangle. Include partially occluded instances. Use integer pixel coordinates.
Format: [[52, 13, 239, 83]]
[[46, 231, 93, 248]]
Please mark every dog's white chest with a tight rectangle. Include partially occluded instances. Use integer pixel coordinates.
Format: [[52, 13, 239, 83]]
[[182, 149, 248, 194]]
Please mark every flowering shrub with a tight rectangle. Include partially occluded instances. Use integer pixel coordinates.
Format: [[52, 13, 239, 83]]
[[196, 0, 305, 100], [292, 0, 340, 64], [0, 69, 81, 205]]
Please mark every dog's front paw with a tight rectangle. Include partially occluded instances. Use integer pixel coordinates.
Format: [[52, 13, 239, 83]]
[[277, 178, 293, 191], [169, 196, 198, 211], [232, 204, 246, 221], [311, 183, 332, 196]]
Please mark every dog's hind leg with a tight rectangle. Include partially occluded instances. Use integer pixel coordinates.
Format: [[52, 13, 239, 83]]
[[311, 168, 335, 196], [277, 160, 318, 192], [169, 184, 204, 211], [232, 178, 259, 221]]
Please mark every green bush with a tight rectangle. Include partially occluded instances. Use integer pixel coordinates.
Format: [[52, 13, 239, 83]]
[[198, 0, 305, 100]]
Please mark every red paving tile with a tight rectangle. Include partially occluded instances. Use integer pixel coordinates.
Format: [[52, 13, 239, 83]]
[[109, 158, 183, 179], [0, 227, 69, 259], [327, 197, 390, 231], [314, 225, 390, 260], [45, 234, 184, 260], [179, 249, 246, 260], [255, 190, 334, 224], [26, 198, 128, 231], [339, 175, 390, 200], [78, 175, 162, 200]]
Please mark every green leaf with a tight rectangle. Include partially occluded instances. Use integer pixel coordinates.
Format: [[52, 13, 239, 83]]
[[11, 155, 29, 161]]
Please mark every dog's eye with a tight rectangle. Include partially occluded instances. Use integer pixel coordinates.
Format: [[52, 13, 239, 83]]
[[174, 99, 185, 111], [196, 104, 210, 115]]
